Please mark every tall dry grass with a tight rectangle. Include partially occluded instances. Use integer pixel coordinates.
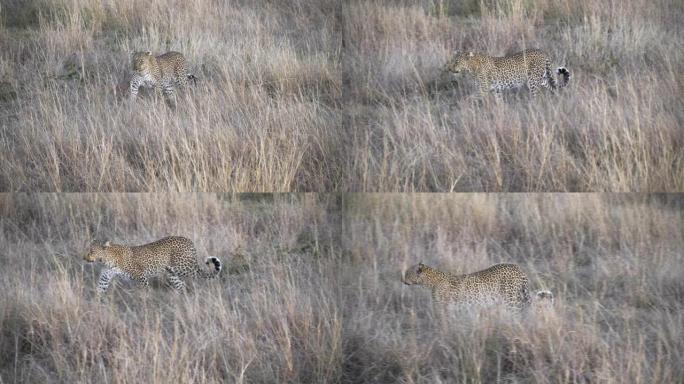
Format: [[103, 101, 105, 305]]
[[0, 0, 343, 191], [1, 193, 682, 382], [0, 193, 345, 382], [338, 193, 684, 382], [340, 0, 684, 191], [0, 0, 682, 191]]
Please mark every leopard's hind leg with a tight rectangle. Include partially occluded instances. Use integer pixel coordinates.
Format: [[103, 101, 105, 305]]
[[160, 81, 177, 108], [528, 78, 540, 96], [165, 267, 187, 291]]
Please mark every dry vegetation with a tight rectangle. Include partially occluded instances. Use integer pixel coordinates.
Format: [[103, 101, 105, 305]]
[[340, 0, 684, 191], [1, 193, 682, 382], [0, 0, 343, 191], [0, 193, 343, 382], [1, 0, 682, 191]]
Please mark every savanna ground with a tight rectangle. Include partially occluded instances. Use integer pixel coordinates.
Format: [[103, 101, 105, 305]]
[[1, 193, 682, 382], [1, 0, 682, 192]]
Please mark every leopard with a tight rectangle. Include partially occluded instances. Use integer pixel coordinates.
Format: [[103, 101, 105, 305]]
[[403, 262, 549, 313], [129, 51, 197, 102], [84, 236, 221, 293], [444, 49, 570, 97]]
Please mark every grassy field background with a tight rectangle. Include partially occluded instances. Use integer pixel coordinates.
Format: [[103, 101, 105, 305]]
[[1, 193, 682, 382], [1, 0, 682, 191], [0, 0, 343, 191], [340, 0, 683, 191]]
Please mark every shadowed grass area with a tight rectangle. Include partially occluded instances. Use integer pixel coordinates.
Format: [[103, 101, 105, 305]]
[[1, 194, 682, 382]]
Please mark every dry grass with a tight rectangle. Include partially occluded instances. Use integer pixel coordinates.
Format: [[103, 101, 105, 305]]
[[0, 0, 343, 191], [340, 0, 684, 191], [1, 0, 682, 191], [0, 193, 344, 382], [1, 193, 682, 382], [339, 193, 684, 382]]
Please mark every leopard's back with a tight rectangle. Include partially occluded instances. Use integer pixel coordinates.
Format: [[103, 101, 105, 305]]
[[129, 236, 197, 276], [453, 263, 530, 308], [154, 51, 189, 85], [488, 49, 549, 91]]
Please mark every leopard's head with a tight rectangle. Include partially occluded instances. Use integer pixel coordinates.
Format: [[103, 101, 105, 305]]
[[84, 241, 111, 262], [403, 262, 431, 285], [131, 51, 154, 73], [445, 51, 477, 73]]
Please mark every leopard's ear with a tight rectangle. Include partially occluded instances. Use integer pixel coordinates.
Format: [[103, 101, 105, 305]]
[[417, 262, 425, 273], [468, 51, 474, 57], [146, 51, 152, 56], [103, 240, 110, 247]]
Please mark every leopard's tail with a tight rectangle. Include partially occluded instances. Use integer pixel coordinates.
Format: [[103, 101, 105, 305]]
[[534, 290, 554, 304], [187, 73, 198, 85], [547, 62, 570, 90], [199, 256, 222, 278]]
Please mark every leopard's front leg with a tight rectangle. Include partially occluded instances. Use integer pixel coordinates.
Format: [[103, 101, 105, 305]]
[[129, 75, 144, 99], [97, 268, 119, 293]]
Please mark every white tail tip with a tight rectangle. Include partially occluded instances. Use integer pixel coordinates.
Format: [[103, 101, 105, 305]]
[[206, 257, 222, 272]]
